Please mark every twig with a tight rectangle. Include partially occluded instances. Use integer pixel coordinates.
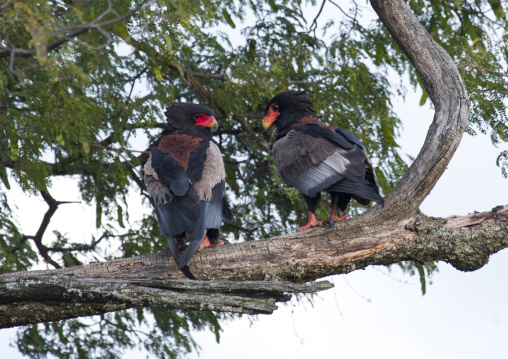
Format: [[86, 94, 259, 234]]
[[308, 0, 326, 36], [90, 144, 150, 155], [1, 0, 156, 75]]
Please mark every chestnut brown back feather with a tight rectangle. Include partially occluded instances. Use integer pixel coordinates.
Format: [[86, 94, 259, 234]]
[[158, 134, 203, 171]]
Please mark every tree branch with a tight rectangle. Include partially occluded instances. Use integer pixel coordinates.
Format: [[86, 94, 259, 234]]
[[5, 206, 507, 281], [0, 0, 155, 60], [29, 191, 68, 269], [361, 0, 470, 226], [1, 206, 506, 327], [0, 276, 333, 328]]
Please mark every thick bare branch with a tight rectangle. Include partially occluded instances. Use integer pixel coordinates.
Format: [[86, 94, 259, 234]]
[[1, 206, 506, 326], [0, 276, 333, 328], [357, 0, 470, 227], [5, 206, 507, 281]]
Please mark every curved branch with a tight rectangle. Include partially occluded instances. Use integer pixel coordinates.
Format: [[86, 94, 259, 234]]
[[361, 0, 470, 226], [30, 191, 67, 269]]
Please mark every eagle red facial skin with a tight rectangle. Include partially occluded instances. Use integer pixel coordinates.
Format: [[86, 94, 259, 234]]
[[262, 106, 280, 129], [194, 113, 218, 128]]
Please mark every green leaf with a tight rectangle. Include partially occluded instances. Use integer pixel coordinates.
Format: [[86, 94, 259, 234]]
[[118, 205, 125, 228], [497, 124, 508, 142], [116, 23, 129, 39], [268, 0, 278, 12], [419, 90, 428, 106], [170, 309, 184, 323], [415, 262, 426, 295], [30, 30, 48, 66], [56, 134, 65, 146], [162, 34, 173, 55], [96, 202, 102, 228], [0, 164, 10, 189], [10, 139, 18, 161], [222, 8, 236, 28], [62, 253, 82, 267], [251, 96, 259, 112], [374, 167, 390, 194], [154, 67, 163, 83], [82, 141, 90, 154]]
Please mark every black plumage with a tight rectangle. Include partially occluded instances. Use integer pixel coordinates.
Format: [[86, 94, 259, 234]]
[[144, 102, 232, 279], [263, 90, 383, 230]]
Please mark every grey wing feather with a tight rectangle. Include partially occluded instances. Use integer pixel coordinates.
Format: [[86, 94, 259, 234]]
[[144, 155, 173, 206], [273, 131, 370, 198]]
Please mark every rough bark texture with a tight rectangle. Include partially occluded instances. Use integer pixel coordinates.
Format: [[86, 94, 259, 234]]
[[0, 277, 332, 328], [5, 205, 506, 282], [1, 0, 503, 328], [1, 205, 507, 327], [361, 0, 470, 227]]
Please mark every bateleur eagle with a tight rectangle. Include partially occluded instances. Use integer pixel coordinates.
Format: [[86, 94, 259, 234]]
[[263, 91, 384, 230], [144, 102, 232, 279]]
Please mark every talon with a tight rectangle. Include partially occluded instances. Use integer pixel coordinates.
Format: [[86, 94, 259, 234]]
[[176, 236, 186, 250], [199, 235, 224, 250], [164, 236, 187, 253], [297, 212, 322, 231], [323, 213, 347, 225]]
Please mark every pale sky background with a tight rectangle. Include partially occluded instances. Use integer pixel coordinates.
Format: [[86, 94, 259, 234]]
[[1, 1, 508, 358]]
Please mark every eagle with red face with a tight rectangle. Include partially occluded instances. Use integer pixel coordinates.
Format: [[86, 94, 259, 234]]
[[263, 91, 383, 230], [144, 102, 232, 279]]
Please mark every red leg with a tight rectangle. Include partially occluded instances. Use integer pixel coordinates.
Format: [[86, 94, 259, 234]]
[[164, 235, 187, 252], [175, 235, 186, 250], [323, 213, 347, 225], [298, 212, 323, 231], [323, 197, 347, 224], [199, 235, 224, 250]]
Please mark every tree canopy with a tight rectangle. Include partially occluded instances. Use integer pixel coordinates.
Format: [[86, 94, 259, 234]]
[[1, 0, 507, 357]]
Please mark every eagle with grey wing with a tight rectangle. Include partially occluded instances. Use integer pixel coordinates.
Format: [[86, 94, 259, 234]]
[[143, 102, 232, 279], [263, 90, 383, 231], [273, 130, 369, 198]]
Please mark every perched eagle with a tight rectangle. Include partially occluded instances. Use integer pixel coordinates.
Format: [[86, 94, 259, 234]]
[[144, 102, 232, 279], [263, 91, 383, 230]]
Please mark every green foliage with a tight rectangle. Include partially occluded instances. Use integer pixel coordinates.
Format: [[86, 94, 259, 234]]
[[0, 192, 38, 273], [2, 0, 506, 261], [14, 307, 228, 359], [397, 261, 439, 295]]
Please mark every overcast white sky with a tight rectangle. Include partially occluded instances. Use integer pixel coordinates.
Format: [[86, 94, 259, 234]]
[[2, 1, 508, 358]]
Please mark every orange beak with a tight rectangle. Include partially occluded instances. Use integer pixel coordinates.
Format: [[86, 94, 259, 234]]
[[262, 107, 280, 129], [209, 118, 218, 130]]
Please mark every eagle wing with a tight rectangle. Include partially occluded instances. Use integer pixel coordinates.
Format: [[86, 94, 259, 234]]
[[273, 125, 383, 205]]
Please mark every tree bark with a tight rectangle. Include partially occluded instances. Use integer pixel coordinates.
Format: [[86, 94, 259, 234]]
[[5, 205, 507, 281], [362, 0, 470, 227], [0, 277, 332, 328], [1, 0, 501, 328], [2, 205, 507, 327]]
